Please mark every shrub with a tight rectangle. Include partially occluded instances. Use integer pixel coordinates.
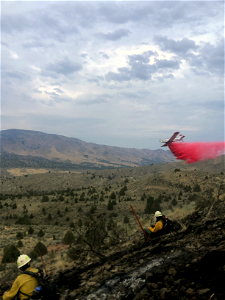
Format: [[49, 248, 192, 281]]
[[123, 216, 129, 224], [144, 196, 161, 214], [70, 222, 75, 228], [109, 212, 118, 218], [189, 194, 197, 201], [62, 230, 75, 245], [110, 192, 116, 199], [85, 218, 107, 248], [78, 219, 83, 227], [17, 240, 23, 248], [171, 198, 177, 206], [29, 250, 38, 260], [28, 226, 34, 234], [119, 188, 125, 196], [47, 213, 52, 221], [15, 214, 31, 225], [107, 218, 114, 231], [37, 229, 45, 237], [107, 200, 113, 210], [41, 195, 49, 202], [193, 183, 201, 192], [12, 203, 17, 209], [59, 195, 64, 202], [34, 242, 47, 256], [141, 193, 146, 201], [184, 185, 192, 192], [90, 204, 97, 214], [16, 232, 23, 239], [2, 244, 20, 263]]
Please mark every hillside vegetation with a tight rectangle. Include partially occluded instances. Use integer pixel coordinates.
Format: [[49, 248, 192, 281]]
[[0, 156, 224, 299]]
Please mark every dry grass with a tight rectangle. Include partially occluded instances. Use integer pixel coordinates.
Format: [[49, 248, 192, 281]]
[[164, 202, 196, 221], [6, 168, 78, 176]]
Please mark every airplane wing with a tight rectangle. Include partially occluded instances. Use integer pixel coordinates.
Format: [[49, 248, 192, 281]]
[[167, 132, 179, 143]]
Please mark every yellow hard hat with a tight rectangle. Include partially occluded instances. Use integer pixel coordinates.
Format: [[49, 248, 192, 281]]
[[155, 211, 163, 217], [17, 254, 31, 269]]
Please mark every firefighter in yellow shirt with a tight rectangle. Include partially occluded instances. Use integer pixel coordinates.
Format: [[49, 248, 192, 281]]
[[3, 254, 39, 300], [144, 211, 164, 239]]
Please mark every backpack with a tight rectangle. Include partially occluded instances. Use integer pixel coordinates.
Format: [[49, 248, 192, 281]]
[[163, 217, 173, 229], [156, 216, 173, 236], [18, 271, 60, 300]]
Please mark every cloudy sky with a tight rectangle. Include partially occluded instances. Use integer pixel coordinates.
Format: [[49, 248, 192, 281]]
[[1, 1, 224, 150]]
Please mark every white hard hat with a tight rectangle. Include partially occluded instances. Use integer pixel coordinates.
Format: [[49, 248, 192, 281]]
[[155, 211, 163, 217], [17, 254, 31, 269]]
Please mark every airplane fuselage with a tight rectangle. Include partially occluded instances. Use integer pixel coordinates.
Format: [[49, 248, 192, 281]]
[[159, 132, 185, 147], [160, 137, 184, 143]]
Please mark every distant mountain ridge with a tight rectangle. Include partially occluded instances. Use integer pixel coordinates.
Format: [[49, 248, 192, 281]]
[[1, 129, 176, 169]]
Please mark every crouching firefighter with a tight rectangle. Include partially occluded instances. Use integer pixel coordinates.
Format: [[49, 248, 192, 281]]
[[144, 211, 171, 240], [2, 254, 41, 300], [3, 254, 60, 300]]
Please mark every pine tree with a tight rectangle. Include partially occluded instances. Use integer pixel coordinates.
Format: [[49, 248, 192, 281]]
[[34, 242, 47, 256]]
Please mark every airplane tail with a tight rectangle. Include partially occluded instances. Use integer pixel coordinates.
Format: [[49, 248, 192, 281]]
[[178, 135, 185, 141]]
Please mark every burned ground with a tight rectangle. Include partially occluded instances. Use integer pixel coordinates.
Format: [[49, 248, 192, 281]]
[[47, 200, 225, 300]]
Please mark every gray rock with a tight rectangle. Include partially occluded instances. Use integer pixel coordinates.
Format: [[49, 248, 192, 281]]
[[198, 288, 210, 295], [186, 288, 194, 294], [168, 268, 177, 276]]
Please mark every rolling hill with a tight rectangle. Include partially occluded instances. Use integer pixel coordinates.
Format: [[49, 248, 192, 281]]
[[1, 129, 176, 169]]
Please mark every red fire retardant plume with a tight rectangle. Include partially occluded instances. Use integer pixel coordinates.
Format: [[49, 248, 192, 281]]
[[168, 142, 225, 163]]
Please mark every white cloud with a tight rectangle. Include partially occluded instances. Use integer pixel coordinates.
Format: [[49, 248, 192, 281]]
[[1, 1, 224, 149], [10, 51, 19, 59]]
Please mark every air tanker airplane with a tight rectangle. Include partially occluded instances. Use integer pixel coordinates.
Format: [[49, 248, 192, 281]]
[[160, 132, 185, 147]]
